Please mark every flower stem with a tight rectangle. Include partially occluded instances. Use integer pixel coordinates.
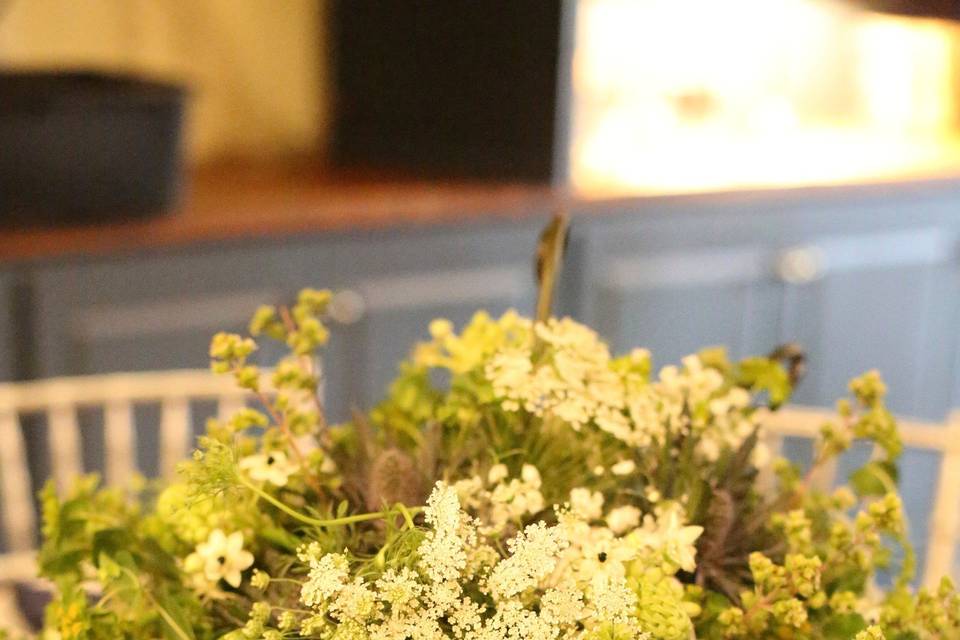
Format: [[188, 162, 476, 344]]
[[240, 476, 421, 528]]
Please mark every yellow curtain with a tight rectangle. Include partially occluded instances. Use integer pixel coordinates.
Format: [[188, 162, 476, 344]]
[[0, 0, 329, 164]]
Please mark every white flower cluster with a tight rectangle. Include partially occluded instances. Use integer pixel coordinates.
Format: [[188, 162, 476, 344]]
[[556, 488, 702, 585], [453, 463, 546, 535], [485, 318, 635, 437], [627, 504, 704, 574], [297, 482, 651, 640], [656, 356, 760, 462], [484, 317, 762, 462]]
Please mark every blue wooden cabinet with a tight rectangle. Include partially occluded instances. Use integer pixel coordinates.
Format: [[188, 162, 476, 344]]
[[26, 219, 552, 423], [778, 226, 959, 420], [577, 184, 960, 420], [20, 187, 960, 423], [9, 184, 960, 576]]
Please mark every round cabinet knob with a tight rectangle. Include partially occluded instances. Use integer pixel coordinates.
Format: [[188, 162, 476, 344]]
[[328, 289, 366, 325], [776, 246, 825, 284]]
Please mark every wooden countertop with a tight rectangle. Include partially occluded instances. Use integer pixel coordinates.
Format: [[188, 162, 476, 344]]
[[0, 165, 561, 263]]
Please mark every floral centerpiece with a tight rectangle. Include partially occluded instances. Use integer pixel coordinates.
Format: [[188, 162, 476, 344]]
[[15, 219, 960, 640]]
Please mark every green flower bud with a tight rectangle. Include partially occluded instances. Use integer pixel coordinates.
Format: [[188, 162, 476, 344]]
[[772, 597, 807, 628], [853, 625, 885, 640], [250, 569, 270, 590], [633, 571, 693, 640]]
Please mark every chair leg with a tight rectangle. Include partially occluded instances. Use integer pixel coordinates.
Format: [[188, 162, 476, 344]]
[[0, 584, 29, 634]]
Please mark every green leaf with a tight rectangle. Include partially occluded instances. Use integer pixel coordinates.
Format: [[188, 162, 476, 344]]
[[820, 613, 866, 639], [97, 552, 122, 581], [824, 565, 868, 594], [156, 591, 196, 640], [698, 346, 732, 375], [850, 460, 898, 497], [92, 527, 135, 565], [138, 538, 183, 580], [736, 357, 792, 408], [40, 548, 87, 577]]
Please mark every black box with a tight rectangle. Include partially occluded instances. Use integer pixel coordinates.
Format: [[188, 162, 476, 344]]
[[329, 1, 567, 183], [0, 71, 186, 227]]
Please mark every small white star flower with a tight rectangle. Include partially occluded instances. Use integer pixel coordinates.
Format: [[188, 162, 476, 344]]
[[186, 529, 254, 588], [488, 463, 509, 484], [570, 488, 604, 521], [610, 459, 636, 476], [520, 464, 541, 488], [606, 505, 641, 534], [240, 450, 298, 486]]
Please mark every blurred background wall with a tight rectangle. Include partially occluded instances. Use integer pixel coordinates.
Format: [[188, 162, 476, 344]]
[[0, 0, 329, 164]]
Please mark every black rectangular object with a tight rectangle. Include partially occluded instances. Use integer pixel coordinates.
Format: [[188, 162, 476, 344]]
[[0, 71, 186, 227], [330, 1, 564, 182]]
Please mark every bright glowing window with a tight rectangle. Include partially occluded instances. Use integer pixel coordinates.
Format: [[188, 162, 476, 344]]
[[569, 0, 960, 195]]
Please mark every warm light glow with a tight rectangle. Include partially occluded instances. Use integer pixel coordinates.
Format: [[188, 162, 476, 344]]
[[570, 0, 960, 196]]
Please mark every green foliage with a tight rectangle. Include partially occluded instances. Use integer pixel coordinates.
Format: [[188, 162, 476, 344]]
[[22, 288, 958, 640]]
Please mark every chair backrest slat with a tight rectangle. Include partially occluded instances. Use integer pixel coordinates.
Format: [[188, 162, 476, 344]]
[[0, 411, 36, 551], [47, 404, 83, 494], [757, 431, 783, 493], [218, 395, 246, 422], [923, 419, 960, 588], [104, 400, 135, 487], [0, 370, 258, 586], [160, 397, 192, 480]]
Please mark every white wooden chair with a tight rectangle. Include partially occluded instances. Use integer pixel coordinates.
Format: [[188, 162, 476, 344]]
[[1, 374, 959, 628], [0, 370, 248, 631]]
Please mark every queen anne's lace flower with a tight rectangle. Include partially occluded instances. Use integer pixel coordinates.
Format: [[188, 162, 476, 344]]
[[298, 547, 350, 608], [293, 483, 650, 640], [455, 465, 545, 536], [588, 572, 640, 628], [487, 522, 568, 599], [482, 315, 763, 466], [420, 482, 473, 585], [486, 318, 628, 434]]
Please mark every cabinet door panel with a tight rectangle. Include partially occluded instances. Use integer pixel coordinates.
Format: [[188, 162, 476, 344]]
[[27, 249, 301, 483], [30, 248, 308, 377], [783, 228, 958, 419], [355, 265, 535, 407], [74, 289, 285, 373], [588, 245, 783, 368]]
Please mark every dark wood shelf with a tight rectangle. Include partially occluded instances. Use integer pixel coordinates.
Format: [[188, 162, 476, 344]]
[[4, 162, 960, 264], [0, 164, 559, 262]]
